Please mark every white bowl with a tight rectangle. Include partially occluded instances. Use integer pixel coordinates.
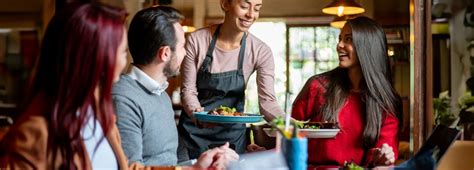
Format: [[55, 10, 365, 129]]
[[263, 128, 340, 138]]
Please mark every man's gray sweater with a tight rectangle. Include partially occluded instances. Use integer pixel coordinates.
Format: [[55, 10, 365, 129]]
[[112, 75, 178, 166]]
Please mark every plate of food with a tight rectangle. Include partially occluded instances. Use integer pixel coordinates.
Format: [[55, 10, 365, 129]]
[[298, 122, 340, 138], [264, 118, 340, 138], [263, 127, 340, 138], [299, 128, 340, 138], [193, 106, 263, 123]]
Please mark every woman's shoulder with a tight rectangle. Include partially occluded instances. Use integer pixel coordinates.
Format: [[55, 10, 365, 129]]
[[1, 114, 49, 157], [247, 33, 270, 49], [188, 25, 215, 39], [186, 25, 216, 50], [7, 114, 49, 139], [5, 96, 51, 142], [0, 114, 52, 169], [306, 73, 330, 87]]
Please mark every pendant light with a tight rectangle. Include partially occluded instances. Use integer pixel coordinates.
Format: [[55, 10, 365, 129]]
[[330, 16, 347, 28], [330, 15, 357, 29], [322, 0, 365, 16]]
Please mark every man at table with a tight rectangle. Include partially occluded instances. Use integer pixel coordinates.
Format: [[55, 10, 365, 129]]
[[112, 6, 238, 168]]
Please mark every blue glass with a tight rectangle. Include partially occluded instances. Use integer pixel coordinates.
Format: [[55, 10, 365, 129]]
[[282, 137, 308, 170]]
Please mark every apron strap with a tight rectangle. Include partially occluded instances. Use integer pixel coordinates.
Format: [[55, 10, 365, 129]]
[[200, 24, 247, 74], [237, 32, 247, 75], [200, 25, 222, 73]]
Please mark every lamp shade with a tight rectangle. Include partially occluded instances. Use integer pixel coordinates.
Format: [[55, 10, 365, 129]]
[[330, 15, 358, 29], [330, 20, 346, 29], [322, 0, 365, 16], [330, 15, 347, 28]]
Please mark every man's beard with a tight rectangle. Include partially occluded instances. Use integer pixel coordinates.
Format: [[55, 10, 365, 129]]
[[164, 55, 179, 78]]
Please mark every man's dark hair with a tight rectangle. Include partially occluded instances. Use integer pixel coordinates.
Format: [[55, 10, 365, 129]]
[[128, 6, 183, 65]]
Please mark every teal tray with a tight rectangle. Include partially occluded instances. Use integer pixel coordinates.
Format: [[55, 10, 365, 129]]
[[193, 111, 263, 123]]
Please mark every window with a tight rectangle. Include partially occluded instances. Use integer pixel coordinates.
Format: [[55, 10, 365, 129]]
[[246, 22, 287, 113], [246, 23, 340, 114], [287, 26, 340, 111]]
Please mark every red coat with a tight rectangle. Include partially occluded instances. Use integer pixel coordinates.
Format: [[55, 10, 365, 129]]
[[291, 75, 399, 166]]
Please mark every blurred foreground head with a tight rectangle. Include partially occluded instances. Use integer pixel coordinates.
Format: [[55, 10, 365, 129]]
[[28, 2, 127, 167]]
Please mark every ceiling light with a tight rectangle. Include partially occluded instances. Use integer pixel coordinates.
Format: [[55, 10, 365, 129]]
[[330, 16, 346, 28], [322, 0, 365, 16], [330, 15, 358, 29]]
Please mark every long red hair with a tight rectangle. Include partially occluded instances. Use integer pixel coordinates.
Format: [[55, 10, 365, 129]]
[[24, 2, 126, 168]]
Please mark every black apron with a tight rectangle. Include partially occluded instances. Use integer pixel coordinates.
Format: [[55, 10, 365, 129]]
[[178, 25, 248, 159]]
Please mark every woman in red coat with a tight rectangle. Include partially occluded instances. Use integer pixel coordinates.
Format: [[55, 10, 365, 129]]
[[291, 16, 401, 168]]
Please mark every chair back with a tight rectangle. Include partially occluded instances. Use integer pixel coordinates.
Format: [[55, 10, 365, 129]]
[[437, 141, 474, 170]]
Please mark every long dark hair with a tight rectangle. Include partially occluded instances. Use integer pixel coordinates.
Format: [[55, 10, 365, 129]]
[[25, 2, 126, 168], [320, 16, 400, 149]]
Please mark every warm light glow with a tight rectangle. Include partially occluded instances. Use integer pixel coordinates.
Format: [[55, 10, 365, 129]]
[[388, 49, 395, 57], [337, 6, 344, 17], [330, 15, 354, 29], [323, 6, 365, 16], [330, 20, 346, 29], [322, 0, 365, 16], [182, 26, 196, 33]]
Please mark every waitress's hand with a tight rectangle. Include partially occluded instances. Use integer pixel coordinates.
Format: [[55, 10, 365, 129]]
[[189, 107, 205, 118], [370, 143, 396, 166], [188, 107, 204, 123], [190, 107, 218, 128]]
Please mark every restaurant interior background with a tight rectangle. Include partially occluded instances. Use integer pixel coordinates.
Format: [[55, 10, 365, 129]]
[[0, 0, 473, 167]]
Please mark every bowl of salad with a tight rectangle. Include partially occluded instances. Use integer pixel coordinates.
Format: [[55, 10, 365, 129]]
[[263, 117, 340, 138]]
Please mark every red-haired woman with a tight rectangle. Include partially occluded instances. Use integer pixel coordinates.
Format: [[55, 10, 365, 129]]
[[0, 2, 129, 169]]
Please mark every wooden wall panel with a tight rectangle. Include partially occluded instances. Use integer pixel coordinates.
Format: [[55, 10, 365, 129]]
[[411, 0, 432, 153]]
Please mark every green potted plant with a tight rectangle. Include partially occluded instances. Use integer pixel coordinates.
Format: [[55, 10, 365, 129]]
[[433, 91, 457, 126], [458, 90, 474, 139]]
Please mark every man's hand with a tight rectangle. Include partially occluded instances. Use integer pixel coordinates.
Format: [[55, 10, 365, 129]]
[[371, 143, 396, 166], [129, 161, 144, 170], [193, 142, 239, 169], [246, 144, 266, 152]]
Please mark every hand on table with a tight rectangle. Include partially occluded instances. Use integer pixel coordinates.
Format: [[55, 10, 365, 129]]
[[246, 144, 266, 153], [193, 142, 239, 169], [371, 143, 395, 166]]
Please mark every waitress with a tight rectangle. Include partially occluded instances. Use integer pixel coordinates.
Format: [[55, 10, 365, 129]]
[[178, 0, 283, 159]]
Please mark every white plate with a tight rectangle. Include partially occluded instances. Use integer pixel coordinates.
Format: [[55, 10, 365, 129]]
[[263, 128, 340, 138], [299, 128, 340, 138]]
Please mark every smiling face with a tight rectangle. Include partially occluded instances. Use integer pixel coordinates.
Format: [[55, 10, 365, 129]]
[[337, 24, 359, 69], [222, 0, 262, 32]]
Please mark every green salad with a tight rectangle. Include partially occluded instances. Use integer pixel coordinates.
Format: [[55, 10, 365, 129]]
[[271, 116, 313, 128], [344, 161, 364, 170]]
